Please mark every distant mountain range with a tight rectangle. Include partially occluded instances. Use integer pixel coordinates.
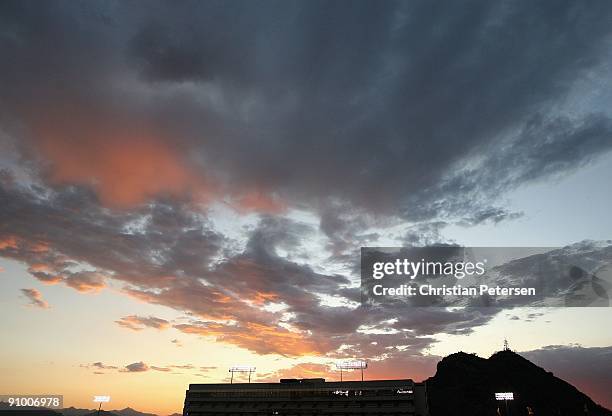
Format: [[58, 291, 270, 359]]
[[0, 404, 177, 416], [427, 349, 612, 416], [61, 407, 159, 416]]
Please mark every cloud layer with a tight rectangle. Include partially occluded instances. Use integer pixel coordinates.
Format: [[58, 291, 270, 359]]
[[2, 1, 612, 221], [1, 1, 612, 401]]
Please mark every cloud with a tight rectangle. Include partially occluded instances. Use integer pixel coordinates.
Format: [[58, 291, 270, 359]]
[[173, 320, 330, 357], [258, 363, 333, 382], [171, 364, 195, 370], [90, 362, 118, 370], [80, 362, 118, 374], [1, 1, 611, 221], [3, 171, 610, 359], [20, 288, 49, 309], [27, 263, 63, 285], [123, 362, 149, 373], [84, 360, 202, 375], [522, 345, 612, 410], [116, 315, 171, 331], [0, 179, 511, 357], [258, 353, 439, 384], [2, 0, 612, 362], [0, 182, 225, 291], [33, 132, 207, 209], [65, 271, 106, 293]]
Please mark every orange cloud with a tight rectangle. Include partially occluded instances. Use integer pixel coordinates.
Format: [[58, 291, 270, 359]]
[[29, 241, 50, 253], [0, 237, 50, 255], [37, 134, 207, 208], [21, 288, 50, 309], [229, 190, 286, 214], [28, 263, 63, 285], [64, 271, 106, 293], [28, 263, 52, 273], [251, 291, 280, 305], [258, 363, 334, 382], [0, 236, 19, 250], [1, 240, 63, 284], [174, 321, 329, 357], [29, 109, 285, 214], [39, 275, 63, 284]]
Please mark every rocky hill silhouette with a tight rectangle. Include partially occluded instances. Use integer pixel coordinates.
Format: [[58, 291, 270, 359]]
[[426, 350, 611, 416]]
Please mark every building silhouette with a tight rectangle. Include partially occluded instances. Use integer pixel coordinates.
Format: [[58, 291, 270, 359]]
[[183, 378, 428, 416]]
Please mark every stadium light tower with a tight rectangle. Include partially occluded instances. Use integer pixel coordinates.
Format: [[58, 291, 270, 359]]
[[229, 366, 256, 384], [93, 396, 110, 416], [495, 392, 514, 415], [335, 360, 368, 382]]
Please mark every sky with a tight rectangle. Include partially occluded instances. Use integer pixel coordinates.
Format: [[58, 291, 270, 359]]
[[1, 0, 612, 414]]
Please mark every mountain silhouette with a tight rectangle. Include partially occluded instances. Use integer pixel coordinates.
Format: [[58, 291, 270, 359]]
[[81, 411, 118, 416], [59, 407, 92, 416], [109, 408, 157, 416], [0, 404, 159, 416], [426, 350, 612, 416], [0, 402, 60, 416]]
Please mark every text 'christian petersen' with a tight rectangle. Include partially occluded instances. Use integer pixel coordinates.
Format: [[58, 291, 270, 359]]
[[372, 284, 537, 297]]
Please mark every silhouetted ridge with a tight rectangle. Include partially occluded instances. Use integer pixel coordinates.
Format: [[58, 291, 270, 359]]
[[427, 350, 611, 416], [0, 402, 62, 416]]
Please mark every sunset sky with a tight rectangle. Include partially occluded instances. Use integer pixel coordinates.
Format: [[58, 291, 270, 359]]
[[1, 1, 612, 414]]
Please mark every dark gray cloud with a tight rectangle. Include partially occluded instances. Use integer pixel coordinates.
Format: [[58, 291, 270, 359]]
[[403, 221, 450, 246], [90, 362, 118, 370], [1, 0, 611, 223], [490, 241, 612, 307], [123, 362, 149, 373], [0, 178, 225, 289], [523, 345, 612, 409]]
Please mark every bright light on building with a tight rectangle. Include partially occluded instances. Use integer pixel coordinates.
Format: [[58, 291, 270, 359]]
[[335, 360, 367, 370], [396, 388, 413, 394], [93, 396, 110, 403], [495, 392, 514, 400]]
